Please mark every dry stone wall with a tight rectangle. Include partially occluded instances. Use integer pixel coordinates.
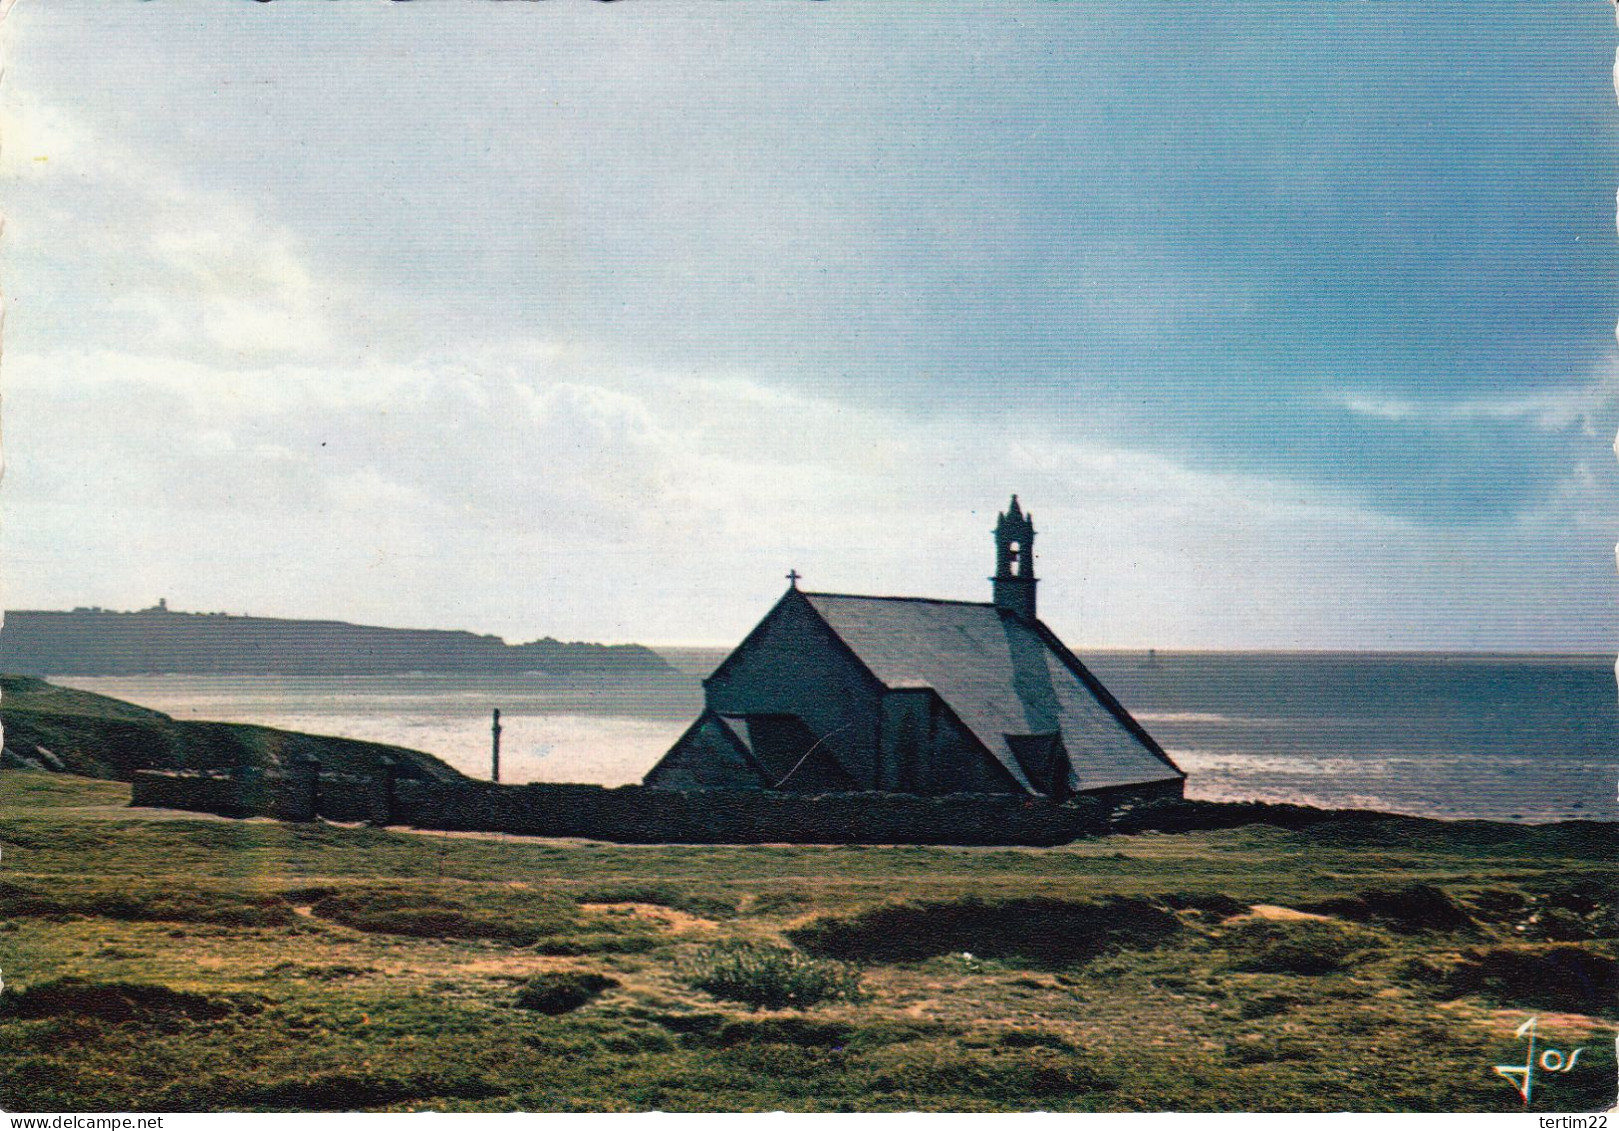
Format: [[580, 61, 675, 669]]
[[129, 767, 1187, 844]]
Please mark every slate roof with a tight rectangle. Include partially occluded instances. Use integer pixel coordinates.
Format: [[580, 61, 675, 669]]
[[799, 592, 1183, 793]]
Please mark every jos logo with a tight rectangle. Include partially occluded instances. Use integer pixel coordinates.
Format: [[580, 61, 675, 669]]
[[1493, 1016, 1585, 1104]]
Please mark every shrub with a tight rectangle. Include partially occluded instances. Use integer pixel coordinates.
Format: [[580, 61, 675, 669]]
[[514, 971, 619, 1015], [682, 941, 864, 1010]]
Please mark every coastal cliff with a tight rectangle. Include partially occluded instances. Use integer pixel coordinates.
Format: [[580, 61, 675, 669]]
[[0, 604, 674, 677], [0, 674, 465, 783]]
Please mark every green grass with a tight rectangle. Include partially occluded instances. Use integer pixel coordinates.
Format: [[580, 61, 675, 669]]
[[786, 895, 1182, 966], [1221, 918, 1388, 975], [1, 770, 1614, 1112], [305, 886, 581, 946]]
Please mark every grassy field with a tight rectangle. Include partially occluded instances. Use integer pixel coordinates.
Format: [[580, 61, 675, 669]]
[[1, 770, 1614, 1112]]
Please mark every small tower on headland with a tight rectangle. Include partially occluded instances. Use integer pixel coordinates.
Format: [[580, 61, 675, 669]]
[[992, 495, 1037, 621]]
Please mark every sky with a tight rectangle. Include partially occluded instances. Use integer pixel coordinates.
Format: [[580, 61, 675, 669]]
[[1, 1, 1615, 651]]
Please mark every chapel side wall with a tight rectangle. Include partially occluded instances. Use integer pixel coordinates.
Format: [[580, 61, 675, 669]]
[[877, 691, 1019, 795], [705, 597, 885, 788], [644, 713, 766, 789], [878, 689, 932, 792], [926, 699, 1022, 794]]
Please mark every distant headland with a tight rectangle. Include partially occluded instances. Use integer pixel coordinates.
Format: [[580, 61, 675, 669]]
[[0, 601, 676, 677]]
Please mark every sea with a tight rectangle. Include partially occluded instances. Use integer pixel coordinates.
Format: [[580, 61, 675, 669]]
[[53, 649, 1619, 824]]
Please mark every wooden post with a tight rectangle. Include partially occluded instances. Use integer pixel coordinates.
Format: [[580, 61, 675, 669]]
[[491, 708, 502, 784]]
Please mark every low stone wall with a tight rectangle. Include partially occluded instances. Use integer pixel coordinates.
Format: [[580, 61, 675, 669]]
[[131, 767, 317, 822], [129, 766, 1186, 844], [314, 772, 394, 825], [389, 781, 1178, 844]]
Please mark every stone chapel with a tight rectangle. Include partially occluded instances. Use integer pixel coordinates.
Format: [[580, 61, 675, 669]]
[[644, 497, 1184, 801]]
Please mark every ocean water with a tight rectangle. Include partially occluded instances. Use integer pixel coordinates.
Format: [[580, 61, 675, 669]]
[[52, 649, 1618, 823], [1080, 652, 1617, 823]]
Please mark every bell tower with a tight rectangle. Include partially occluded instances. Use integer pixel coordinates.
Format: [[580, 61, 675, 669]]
[[992, 495, 1037, 620]]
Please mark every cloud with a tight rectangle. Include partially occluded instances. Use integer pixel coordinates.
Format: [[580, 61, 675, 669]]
[[1, 96, 357, 362], [146, 224, 330, 355], [2, 44, 1611, 652], [1334, 376, 1617, 435], [6, 339, 1485, 650]]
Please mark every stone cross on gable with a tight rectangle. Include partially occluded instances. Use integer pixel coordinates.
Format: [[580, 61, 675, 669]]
[[786, 569, 802, 590]]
